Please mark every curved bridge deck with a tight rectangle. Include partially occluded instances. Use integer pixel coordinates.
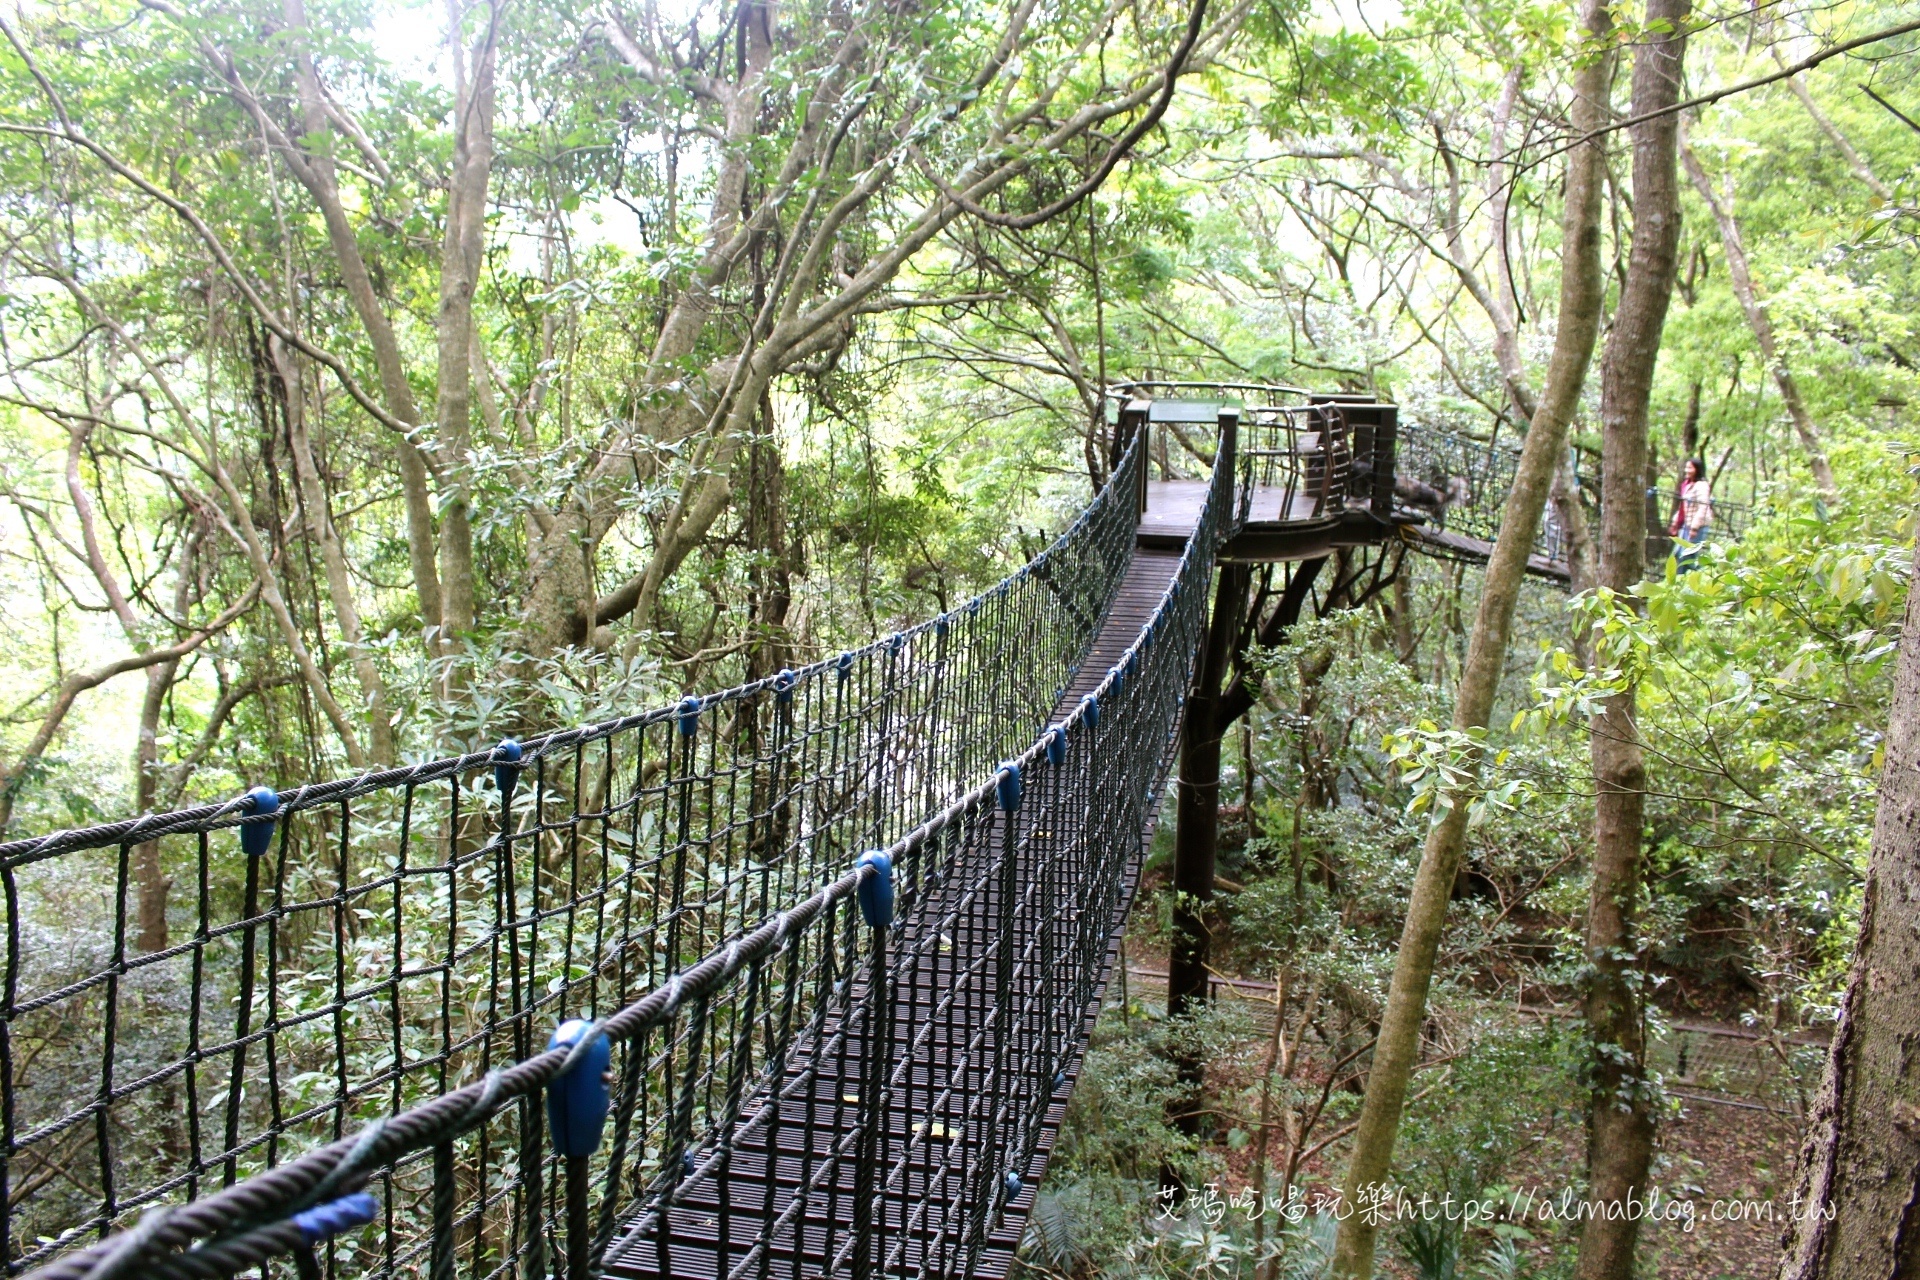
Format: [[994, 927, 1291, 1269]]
[[610, 545, 1191, 1280], [12, 385, 1563, 1280]]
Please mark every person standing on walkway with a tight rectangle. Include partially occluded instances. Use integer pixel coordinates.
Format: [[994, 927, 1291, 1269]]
[[1669, 456, 1713, 547]]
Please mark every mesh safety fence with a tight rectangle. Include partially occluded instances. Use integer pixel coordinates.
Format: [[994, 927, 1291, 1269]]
[[15, 414, 1231, 1280], [0, 431, 1145, 1276]]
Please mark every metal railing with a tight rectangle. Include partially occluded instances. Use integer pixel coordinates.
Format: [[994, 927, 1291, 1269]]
[[1103, 382, 1398, 534]]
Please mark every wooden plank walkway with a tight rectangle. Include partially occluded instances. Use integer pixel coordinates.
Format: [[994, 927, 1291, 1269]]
[[1140, 480, 1334, 548], [1401, 524, 1570, 583], [605, 535, 1192, 1280]]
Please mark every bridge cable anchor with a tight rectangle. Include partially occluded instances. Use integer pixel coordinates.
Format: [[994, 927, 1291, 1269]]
[[996, 763, 1023, 813], [855, 851, 895, 928], [492, 737, 523, 804], [1045, 726, 1067, 767]]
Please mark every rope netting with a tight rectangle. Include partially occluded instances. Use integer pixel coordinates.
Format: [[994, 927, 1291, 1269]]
[[12, 416, 1233, 1280], [0, 431, 1148, 1276]]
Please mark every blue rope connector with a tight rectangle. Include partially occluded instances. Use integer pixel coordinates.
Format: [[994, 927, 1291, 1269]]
[[855, 851, 895, 928], [836, 651, 855, 682], [677, 696, 701, 737], [241, 787, 279, 858], [291, 1191, 379, 1245], [773, 669, 797, 704], [681, 1151, 696, 1178], [1045, 726, 1067, 766], [1054, 1070, 1067, 1093], [888, 631, 905, 653], [1080, 694, 1100, 731], [1004, 1171, 1024, 1200], [492, 737, 523, 798], [996, 763, 1023, 812], [935, 614, 950, 638], [1107, 664, 1124, 696], [546, 1020, 612, 1158]]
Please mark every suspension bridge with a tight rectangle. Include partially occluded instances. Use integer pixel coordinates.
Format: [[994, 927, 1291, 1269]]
[[0, 384, 1696, 1280]]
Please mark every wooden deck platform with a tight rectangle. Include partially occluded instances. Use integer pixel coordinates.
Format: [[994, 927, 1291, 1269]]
[[1139, 480, 1388, 562]]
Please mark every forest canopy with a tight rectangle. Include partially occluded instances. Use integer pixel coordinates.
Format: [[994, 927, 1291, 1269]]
[[0, 0, 1916, 1274]]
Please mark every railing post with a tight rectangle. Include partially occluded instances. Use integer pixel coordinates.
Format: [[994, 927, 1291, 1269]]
[[1214, 406, 1240, 541], [1122, 399, 1151, 518], [1371, 404, 1398, 520]]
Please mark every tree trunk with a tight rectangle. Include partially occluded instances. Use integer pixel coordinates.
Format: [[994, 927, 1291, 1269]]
[[1575, 1, 1688, 1274], [1392, 565, 1417, 667], [1781, 537, 1920, 1274], [1777, 490, 1920, 1277], [1328, 4, 1613, 1271], [1680, 138, 1838, 498], [433, 0, 500, 645], [1551, 452, 1595, 632], [274, 338, 395, 764], [134, 659, 179, 951], [281, 0, 445, 637]]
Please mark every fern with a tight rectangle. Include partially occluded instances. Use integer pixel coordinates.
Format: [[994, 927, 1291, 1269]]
[[1020, 1191, 1088, 1275]]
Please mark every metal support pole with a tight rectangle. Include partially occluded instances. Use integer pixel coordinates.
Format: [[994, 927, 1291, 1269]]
[[853, 852, 895, 1280]]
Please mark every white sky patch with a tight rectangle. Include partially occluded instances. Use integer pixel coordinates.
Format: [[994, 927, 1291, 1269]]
[[367, 0, 450, 85]]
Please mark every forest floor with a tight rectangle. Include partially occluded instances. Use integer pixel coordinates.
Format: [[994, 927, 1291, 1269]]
[[1496, 1088, 1804, 1279], [1113, 870, 1810, 1279]]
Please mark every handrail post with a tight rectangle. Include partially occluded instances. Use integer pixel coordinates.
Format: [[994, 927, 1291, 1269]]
[[1121, 399, 1151, 519], [1370, 403, 1398, 521], [1214, 406, 1240, 541], [853, 852, 895, 1280]]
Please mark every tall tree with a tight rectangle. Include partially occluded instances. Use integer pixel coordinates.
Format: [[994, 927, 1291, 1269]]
[[1575, 0, 1689, 1274], [1779, 467, 1920, 1270], [1327, 3, 1615, 1273]]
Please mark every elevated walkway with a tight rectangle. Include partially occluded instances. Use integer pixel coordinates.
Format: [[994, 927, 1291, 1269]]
[[610, 547, 1190, 1280], [5, 382, 1411, 1280]]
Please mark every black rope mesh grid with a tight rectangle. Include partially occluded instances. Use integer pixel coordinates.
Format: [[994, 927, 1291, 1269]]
[[0, 430, 1145, 1277], [9, 402, 1238, 1280], [1392, 423, 1570, 559]]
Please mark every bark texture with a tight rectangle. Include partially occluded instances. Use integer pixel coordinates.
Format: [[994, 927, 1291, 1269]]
[[1777, 528, 1920, 1279], [1575, 1, 1688, 1273], [1327, 6, 1613, 1271]]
